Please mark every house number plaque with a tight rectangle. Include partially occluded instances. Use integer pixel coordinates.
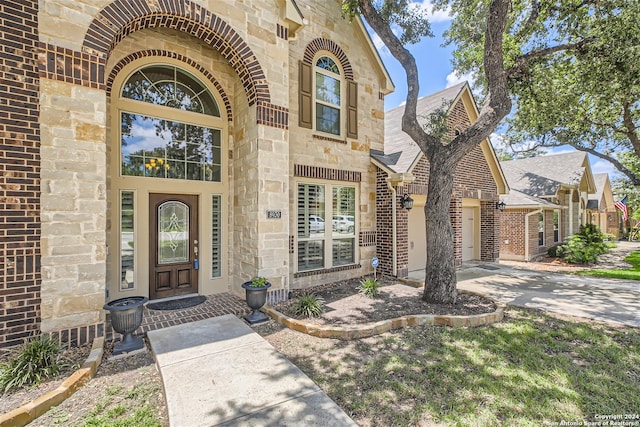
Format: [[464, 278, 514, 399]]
[[266, 210, 282, 219]]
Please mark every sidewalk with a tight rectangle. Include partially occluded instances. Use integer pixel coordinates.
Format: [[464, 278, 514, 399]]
[[147, 314, 357, 427]]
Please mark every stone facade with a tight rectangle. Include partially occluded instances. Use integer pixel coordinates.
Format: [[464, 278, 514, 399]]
[[1, 0, 391, 347]]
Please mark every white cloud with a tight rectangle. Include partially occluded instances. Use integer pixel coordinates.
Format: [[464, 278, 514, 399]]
[[489, 133, 508, 150], [591, 159, 618, 177], [445, 70, 474, 88], [371, 32, 390, 57], [410, 1, 452, 23]]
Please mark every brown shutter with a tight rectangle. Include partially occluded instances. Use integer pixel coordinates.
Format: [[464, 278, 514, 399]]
[[346, 80, 358, 139], [299, 61, 313, 129]]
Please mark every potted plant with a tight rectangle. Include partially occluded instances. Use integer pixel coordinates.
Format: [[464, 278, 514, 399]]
[[241, 277, 271, 324]]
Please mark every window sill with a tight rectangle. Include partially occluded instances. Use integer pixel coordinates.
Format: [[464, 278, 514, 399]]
[[313, 134, 347, 144], [294, 263, 361, 278]]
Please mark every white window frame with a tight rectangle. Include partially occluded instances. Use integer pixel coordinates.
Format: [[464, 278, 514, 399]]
[[296, 179, 358, 272], [313, 54, 344, 137]]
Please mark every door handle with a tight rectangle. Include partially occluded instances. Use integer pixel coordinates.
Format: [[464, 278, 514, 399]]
[[194, 240, 199, 269]]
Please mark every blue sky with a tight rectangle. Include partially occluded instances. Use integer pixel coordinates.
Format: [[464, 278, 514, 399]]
[[365, 2, 618, 180]]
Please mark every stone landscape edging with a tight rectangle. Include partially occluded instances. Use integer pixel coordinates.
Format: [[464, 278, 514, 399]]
[[263, 289, 505, 340], [0, 337, 104, 427]]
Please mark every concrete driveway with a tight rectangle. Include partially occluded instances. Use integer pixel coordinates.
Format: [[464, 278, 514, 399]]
[[456, 266, 640, 327]]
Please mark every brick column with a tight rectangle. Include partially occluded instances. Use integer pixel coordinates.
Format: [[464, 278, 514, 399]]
[[0, 1, 41, 348]]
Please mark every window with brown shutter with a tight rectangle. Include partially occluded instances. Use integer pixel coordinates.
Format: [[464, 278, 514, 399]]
[[299, 60, 312, 129], [346, 80, 358, 139]]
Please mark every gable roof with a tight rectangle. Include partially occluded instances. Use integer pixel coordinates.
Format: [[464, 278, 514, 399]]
[[372, 82, 508, 193], [502, 189, 561, 209], [587, 173, 613, 210], [501, 151, 596, 199]]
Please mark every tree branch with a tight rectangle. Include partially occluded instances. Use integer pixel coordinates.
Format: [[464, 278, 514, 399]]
[[507, 38, 594, 78], [357, 0, 438, 154], [622, 100, 640, 158], [573, 145, 640, 185]]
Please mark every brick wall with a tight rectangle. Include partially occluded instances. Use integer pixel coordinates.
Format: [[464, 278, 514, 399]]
[[499, 210, 528, 260], [0, 0, 42, 348], [376, 96, 500, 276]]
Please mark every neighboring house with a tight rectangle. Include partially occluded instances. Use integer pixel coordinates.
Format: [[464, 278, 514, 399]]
[[372, 83, 509, 279], [499, 152, 597, 261], [586, 173, 619, 238], [1, 1, 394, 347]]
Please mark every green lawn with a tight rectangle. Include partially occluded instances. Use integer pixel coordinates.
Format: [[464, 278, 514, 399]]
[[580, 250, 640, 280], [279, 308, 640, 427]]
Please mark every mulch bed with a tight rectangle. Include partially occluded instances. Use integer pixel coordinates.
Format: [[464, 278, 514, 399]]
[[0, 343, 92, 414], [272, 276, 496, 325]]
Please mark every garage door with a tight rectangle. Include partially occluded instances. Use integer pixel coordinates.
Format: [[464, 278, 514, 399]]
[[462, 207, 478, 261], [408, 204, 427, 273]]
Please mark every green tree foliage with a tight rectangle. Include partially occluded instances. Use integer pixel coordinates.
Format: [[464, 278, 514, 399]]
[[486, 1, 640, 184], [343, 0, 628, 303]]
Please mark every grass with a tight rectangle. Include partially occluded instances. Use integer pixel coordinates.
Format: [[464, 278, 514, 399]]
[[48, 382, 162, 427], [580, 250, 640, 280], [78, 383, 161, 427], [282, 308, 640, 426]]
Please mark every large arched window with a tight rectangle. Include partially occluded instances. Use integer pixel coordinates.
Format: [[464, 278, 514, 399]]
[[119, 65, 223, 182]]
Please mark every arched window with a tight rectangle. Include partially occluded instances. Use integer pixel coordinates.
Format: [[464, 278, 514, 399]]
[[314, 56, 342, 135], [298, 53, 357, 139], [119, 65, 223, 181]]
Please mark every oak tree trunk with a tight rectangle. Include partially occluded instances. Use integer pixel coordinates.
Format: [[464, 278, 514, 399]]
[[422, 149, 458, 304]]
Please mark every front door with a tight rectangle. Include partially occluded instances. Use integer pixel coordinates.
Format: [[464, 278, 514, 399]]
[[149, 193, 199, 299]]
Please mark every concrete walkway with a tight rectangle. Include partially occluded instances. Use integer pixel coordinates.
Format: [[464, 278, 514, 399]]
[[147, 314, 357, 427]]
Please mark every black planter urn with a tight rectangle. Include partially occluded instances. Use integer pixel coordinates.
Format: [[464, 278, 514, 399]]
[[103, 296, 148, 355], [241, 281, 271, 325]]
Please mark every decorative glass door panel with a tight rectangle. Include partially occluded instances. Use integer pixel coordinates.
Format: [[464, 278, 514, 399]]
[[149, 194, 198, 299], [158, 201, 189, 264]]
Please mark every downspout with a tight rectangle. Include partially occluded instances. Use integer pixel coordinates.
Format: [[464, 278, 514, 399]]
[[385, 177, 398, 277], [524, 207, 543, 261]]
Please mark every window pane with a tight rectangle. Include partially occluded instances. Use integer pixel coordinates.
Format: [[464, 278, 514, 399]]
[[120, 191, 135, 291], [158, 201, 189, 264], [212, 195, 222, 278], [122, 65, 220, 117], [316, 56, 340, 74], [539, 213, 544, 246], [332, 186, 356, 235], [316, 73, 340, 106], [316, 104, 340, 135], [297, 184, 325, 238], [121, 112, 221, 182], [298, 241, 324, 271], [332, 238, 355, 266]]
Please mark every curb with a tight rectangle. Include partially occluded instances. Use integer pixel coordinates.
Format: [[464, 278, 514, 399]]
[[263, 290, 505, 340], [0, 337, 105, 427]]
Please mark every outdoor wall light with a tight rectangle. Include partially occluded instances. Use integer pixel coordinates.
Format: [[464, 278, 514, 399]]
[[400, 193, 414, 210], [496, 200, 506, 211]]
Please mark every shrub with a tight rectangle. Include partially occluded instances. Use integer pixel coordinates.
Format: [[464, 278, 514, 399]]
[[547, 244, 564, 258], [0, 335, 68, 393], [291, 294, 325, 318], [357, 277, 380, 298], [559, 224, 609, 264]]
